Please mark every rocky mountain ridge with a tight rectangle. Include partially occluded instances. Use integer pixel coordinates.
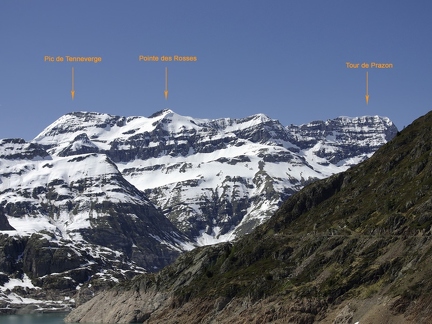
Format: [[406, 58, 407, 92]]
[[0, 109, 396, 312], [66, 110, 432, 323], [34, 109, 397, 242]]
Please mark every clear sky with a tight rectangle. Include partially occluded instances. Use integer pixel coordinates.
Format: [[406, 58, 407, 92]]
[[0, 0, 431, 140]]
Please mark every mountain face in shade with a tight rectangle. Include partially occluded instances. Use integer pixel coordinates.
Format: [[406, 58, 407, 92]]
[[66, 111, 432, 323]]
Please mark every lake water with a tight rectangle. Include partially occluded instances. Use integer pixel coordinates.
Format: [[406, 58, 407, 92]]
[[0, 313, 69, 324], [0, 313, 140, 323]]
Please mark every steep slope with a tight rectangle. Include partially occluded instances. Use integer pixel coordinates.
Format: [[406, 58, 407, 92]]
[[66, 110, 432, 323], [34, 110, 397, 243], [0, 139, 191, 312]]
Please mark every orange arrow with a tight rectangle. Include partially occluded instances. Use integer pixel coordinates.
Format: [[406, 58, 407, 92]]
[[164, 67, 168, 100], [71, 67, 75, 100], [365, 71, 369, 105]]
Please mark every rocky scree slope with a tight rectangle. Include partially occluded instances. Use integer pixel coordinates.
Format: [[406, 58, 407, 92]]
[[67, 110, 432, 323], [34, 109, 397, 243]]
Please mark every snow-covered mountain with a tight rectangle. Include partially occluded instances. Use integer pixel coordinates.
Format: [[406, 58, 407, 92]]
[[0, 137, 192, 311], [33, 109, 397, 243], [0, 109, 397, 311]]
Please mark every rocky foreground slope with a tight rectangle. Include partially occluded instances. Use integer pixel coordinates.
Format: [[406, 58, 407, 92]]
[[66, 110, 432, 323]]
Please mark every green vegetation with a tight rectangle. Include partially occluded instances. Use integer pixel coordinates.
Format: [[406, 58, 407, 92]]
[[115, 111, 432, 322]]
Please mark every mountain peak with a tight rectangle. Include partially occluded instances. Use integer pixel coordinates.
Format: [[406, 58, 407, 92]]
[[33, 109, 396, 238], [148, 108, 175, 118]]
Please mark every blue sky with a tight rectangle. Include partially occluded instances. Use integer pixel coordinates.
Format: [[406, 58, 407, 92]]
[[0, 0, 431, 140]]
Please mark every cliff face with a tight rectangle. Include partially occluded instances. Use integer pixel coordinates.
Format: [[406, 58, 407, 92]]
[[66, 110, 432, 323]]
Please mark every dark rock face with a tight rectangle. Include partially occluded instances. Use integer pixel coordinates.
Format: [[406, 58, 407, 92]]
[[66, 110, 432, 323], [0, 138, 50, 160], [0, 234, 25, 274], [78, 201, 184, 270], [58, 133, 99, 157], [0, 210, 14, 231], [22, 234, 82, 277]]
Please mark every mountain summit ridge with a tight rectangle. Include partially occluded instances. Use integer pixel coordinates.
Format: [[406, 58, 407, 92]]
[[33, 109, 397, 242]]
